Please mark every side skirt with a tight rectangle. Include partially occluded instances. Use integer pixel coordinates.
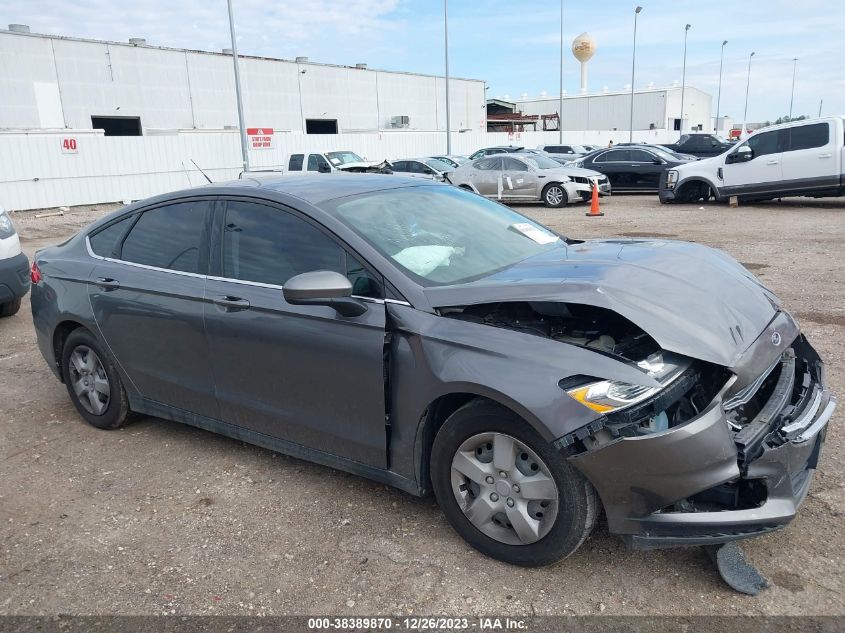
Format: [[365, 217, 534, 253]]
[[131, 396, 425, 497]]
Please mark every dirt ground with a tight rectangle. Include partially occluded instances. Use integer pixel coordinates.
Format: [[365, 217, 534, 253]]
[[1, 194, 843, 616]]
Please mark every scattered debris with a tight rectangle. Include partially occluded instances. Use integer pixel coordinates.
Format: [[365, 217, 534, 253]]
[[34, 210, 64, 219], [706, 542, 770, 595]]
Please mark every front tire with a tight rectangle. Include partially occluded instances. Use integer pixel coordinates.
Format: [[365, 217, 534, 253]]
[[0, 297, 21, 317], [542, 183, 568, 208], [61, 329, 130, 430], [431, 399, 598, 566]]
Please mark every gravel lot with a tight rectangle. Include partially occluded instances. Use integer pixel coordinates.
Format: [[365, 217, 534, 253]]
[[1, 193, 843, 616]]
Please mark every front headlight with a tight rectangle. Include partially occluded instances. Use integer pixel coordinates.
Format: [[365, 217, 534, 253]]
[[565, 352, 690, 414], [0, 209, 17, 239], [665, 170, 679, 189]]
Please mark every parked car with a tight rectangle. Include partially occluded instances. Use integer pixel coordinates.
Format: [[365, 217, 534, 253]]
[[468, 146, 524, 160], [0, 207, 29, 317], [390, 157, 454, 182], [661, 133, 734, 158], [287, 151, 391, 174], [537, 144, 591, 161], [570, 146, 694, 192], [660, 117, 845, 204], [449, 153, 604, 206], [430, 155, 470, 168], [30, 175, 834, 566], [512, 152, 610, 200], [582, 144, 600, 152]]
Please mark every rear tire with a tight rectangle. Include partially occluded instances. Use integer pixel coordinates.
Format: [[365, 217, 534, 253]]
[[61, 329, 130, 430], [542, 183, 568, 208], [431, 399, 598, 567], [0, 297, 21, 317]]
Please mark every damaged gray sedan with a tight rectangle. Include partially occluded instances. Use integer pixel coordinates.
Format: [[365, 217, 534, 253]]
[[31, 174, 835, 567]]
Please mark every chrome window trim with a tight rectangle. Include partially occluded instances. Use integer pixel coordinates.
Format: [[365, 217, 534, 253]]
[[85, 236, 207, 279]]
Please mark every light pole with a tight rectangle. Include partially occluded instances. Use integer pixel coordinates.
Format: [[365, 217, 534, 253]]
[[629, 6, 642, 142], [444, 0, 452, 155], [788, 57, 798, 119], [715, 40, 727, 133], [679, 23, 690, 136], [559, 0, 564, 143], [226, 0, 249, 173], [742, 51, 755, 132]]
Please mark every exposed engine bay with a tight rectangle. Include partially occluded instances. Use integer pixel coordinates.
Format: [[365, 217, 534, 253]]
[[441, 301, 731, 447]]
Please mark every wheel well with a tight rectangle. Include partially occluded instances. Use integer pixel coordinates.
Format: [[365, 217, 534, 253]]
[[675, 179, 715, 202], [52, 320, 86, 379], [415, 393, 505, 494]]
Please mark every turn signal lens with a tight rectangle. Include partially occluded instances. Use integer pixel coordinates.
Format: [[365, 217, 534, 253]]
[[30, 261, 42, 284]]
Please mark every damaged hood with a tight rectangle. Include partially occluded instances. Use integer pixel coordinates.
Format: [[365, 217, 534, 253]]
[[423, 239, 782, 368], [335, 160, 391, 173]]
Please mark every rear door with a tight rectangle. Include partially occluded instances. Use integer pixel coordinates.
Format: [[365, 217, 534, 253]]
[[591, 149, 633, 189], [780, 122, 839, 192], [203, 198, 389, 468], [88, 199, 218, 418], [628, 149, 665, 190], [722, 128, 782, 195], [471, 156, 504, 197]]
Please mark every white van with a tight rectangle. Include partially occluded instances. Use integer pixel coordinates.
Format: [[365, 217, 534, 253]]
[[0, 207, 30, 317], [659, 116, 845, 203]]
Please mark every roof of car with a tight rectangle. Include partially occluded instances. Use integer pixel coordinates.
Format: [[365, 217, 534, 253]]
[[240, 172, 442, 204]]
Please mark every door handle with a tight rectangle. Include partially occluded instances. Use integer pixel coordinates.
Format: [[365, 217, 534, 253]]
[[213, 295, 251, 310], [818, 153, 832, 159], [96, 277, 120, 290], [767, 160, 779, 165], [630, 164, 641, 167]]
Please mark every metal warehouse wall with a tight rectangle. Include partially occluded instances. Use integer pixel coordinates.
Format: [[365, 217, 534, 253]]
[[0, 31, 487, 133], [0, 128, 678, 211]]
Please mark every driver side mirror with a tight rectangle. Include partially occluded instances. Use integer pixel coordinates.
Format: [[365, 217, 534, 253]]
[[726, 145, 753, 164], [283, 271, 367, 317], [318, 163, 332, 173], [652, 158, 665, 165]]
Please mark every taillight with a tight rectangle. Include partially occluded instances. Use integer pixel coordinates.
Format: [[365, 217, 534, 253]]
[[30, 260, 42, 284]]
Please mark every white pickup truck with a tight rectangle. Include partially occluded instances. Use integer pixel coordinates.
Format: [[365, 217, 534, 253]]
[[286, 151, 391, 174], [659, 116, 845, 203]]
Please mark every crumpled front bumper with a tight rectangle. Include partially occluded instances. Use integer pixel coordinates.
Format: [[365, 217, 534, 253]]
[[567, 333, 835, 549]]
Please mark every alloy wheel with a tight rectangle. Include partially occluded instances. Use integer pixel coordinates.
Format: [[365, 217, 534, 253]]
[[69, 345, 111, 416], [450, 432, 559, 545], [545, 186, 564, 206]]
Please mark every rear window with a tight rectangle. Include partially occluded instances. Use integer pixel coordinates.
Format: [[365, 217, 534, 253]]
[[120, 202, 208, 273], [786, 123, 830, 151], [89, 215, 133, 257]]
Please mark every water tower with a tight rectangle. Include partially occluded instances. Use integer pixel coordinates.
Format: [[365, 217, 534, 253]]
[[572, 32, 597, 92]]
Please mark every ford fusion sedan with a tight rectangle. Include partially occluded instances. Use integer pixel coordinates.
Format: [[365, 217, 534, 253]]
[[449, 153, 610, 206], [31, 175, 834, 566], [389, 157, 454, 182]]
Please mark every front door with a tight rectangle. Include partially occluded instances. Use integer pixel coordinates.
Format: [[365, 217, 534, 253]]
[[203, 199, 389, 468], [88, 199, 219, 419], [722, 128, 782, 196]]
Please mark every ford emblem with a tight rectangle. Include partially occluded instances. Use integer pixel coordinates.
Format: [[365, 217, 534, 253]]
[[771, 332, 782, 346]]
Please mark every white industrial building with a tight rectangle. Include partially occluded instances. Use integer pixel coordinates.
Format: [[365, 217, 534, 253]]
[[513, 85, 713, 133], [0, 25, 487, 134]]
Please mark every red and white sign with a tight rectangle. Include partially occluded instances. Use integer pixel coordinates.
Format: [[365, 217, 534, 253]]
[[61, 137, 78, 154], [247, 127, 274, 150]]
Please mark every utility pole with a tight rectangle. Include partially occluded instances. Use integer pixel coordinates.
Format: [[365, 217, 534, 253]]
[[559, 0, 564, 143], [715, 40, 727, 133], [629, 6, 643, 143], [227, 0, 249, 173], [788, 57, 798, 119], [444, 0, 452, 155], [679, 24, 690, 136], [742, 51, 755, 132]]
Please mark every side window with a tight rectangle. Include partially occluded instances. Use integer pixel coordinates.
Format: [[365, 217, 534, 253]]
[[786, 123, 830, 152], [474, 157, 502, 171], [221, 201, 380, 297], [502, 157, 529, 172], [469, 150, 484, 160], [628, 149, 655, 162], [288, 154, 304, 171], [391, 161, 409, 172], [307, 154, 320, 172], [745, 131, 780, 159], [599, 150, 631, 162], [678, 134, 690, 145], [120, 202, 207, 273], [89, 214, 134, 257]]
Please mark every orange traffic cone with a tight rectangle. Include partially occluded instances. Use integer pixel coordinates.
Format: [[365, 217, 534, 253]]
[[585, 181, 604, 217]]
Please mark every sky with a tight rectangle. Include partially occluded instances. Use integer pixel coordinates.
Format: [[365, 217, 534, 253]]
[[3, 0, 844, 123]]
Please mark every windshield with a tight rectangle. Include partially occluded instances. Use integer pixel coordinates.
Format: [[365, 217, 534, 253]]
[[326, 151, 365, 165], [523, 154, 568, 170], [423, 158, 455, 172], [325, 186, 563, 286]]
